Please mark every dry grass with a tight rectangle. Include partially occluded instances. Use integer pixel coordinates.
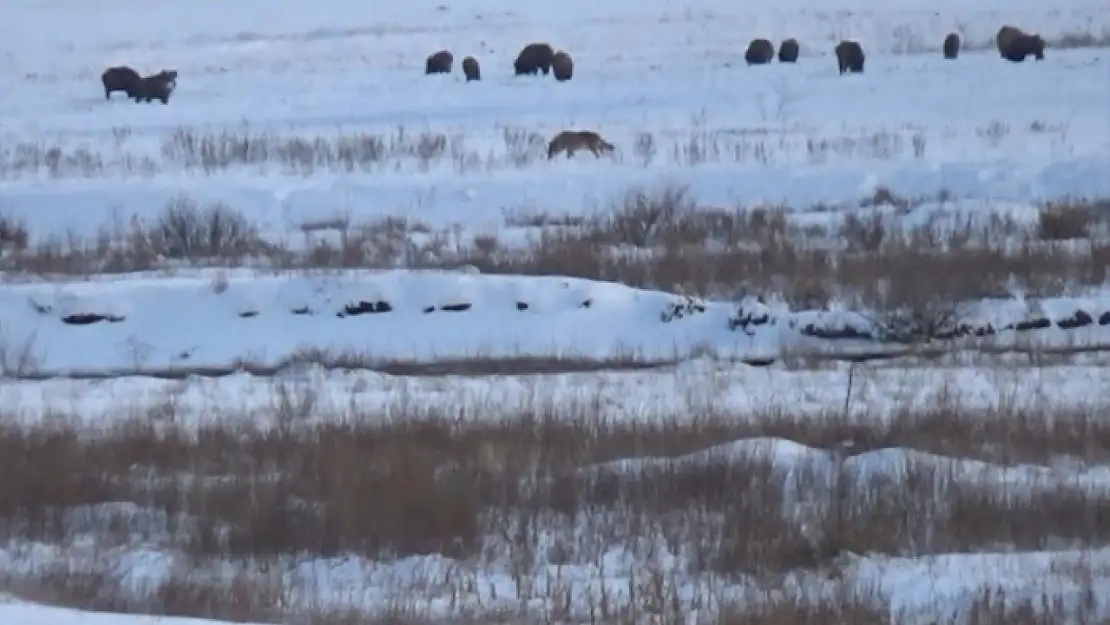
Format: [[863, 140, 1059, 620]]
[[3, 187, 1108, 312], [0, 391, 1108, 623], [0, 120, 1074, 180], [0, 211, 30, 252]]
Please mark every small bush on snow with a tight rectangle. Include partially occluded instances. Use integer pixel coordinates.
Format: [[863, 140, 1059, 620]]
[[0, 212, 29, 252], [134, 196, 267, 262]]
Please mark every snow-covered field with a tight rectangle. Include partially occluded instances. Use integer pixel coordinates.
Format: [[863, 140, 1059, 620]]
[[2, 0, 1110, 623], [1, 0, 1109, 243]]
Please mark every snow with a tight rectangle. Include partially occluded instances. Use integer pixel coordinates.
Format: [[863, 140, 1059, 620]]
[[0, 602, 268, 625], [3, 353, 1108, 431], [2, 0, 1109, 622], [1, 0, 1109, 244], [1, 269, 1108, 374]]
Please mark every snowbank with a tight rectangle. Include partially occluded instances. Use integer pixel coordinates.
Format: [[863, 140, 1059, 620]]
[[2, 270, 1108, 375]]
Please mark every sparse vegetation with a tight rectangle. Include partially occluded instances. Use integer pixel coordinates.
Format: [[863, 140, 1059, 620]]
[[2, 187, 1108, 314], [0, 120, 1079, 179], [1, 383, 1107, 623], [0, 211, 29, 252]]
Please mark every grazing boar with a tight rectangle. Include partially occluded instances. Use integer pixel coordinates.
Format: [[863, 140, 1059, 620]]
[[462, 56, 481, 81], [834, 40, 865, 74], [995, 25, 1023, 56], [997, 26, 1045, 62], [744, 38, 774, 65], [514, 42, 555, 76], [101, 65, 141, 99], [546, 130, 614, 160], [132, 70, 177, 104], [425, 49, 454, 75], [943, 33, 961, 59], [552, 51, 573, 81], [778, 38, 800, 63]]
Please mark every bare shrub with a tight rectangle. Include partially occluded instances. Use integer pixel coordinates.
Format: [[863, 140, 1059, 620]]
[[1037, 203, 1094, 240], [130, 196, 270, 262], [840, 211, 888, 253], [0, 212, 30, 251], [602, 185, 696, 247]]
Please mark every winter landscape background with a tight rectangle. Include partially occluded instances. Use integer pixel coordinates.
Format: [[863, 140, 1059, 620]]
[[1, 0, 1109, 622]]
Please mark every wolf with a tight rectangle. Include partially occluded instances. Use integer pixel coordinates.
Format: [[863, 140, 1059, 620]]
[[546, 131, 615, 160]]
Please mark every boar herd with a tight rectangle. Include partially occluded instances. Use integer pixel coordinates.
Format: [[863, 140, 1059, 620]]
[[98, 25, 1049, 107], [746, 25, 1047, 75], [423, 42, 574, 82], [101, 66, 178, 104]]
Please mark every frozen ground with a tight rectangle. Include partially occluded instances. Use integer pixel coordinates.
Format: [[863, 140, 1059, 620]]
[[1, 0, 1109, 245], [2, 0, 1109, 623]]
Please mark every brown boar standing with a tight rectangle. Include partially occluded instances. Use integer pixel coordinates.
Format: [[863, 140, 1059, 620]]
[[995, 25, 1023, 57], [552, 51, 573, 82], [132, 70, 177, 104], [997, 26, 1045, 62], [778, 38, 800, 63], [425, 49, 454, 75], [745, 38, 774, 65], [462, 56, 481, 81], [547, 130, 614, 160], [514, 42, 555, 76], [835, 40, 865, 74], [942, 33, 960, 59], [101, 65, 141, 99]]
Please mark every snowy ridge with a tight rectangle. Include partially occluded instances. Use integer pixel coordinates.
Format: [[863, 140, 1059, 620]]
[[2, 270, 1109, 375]]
